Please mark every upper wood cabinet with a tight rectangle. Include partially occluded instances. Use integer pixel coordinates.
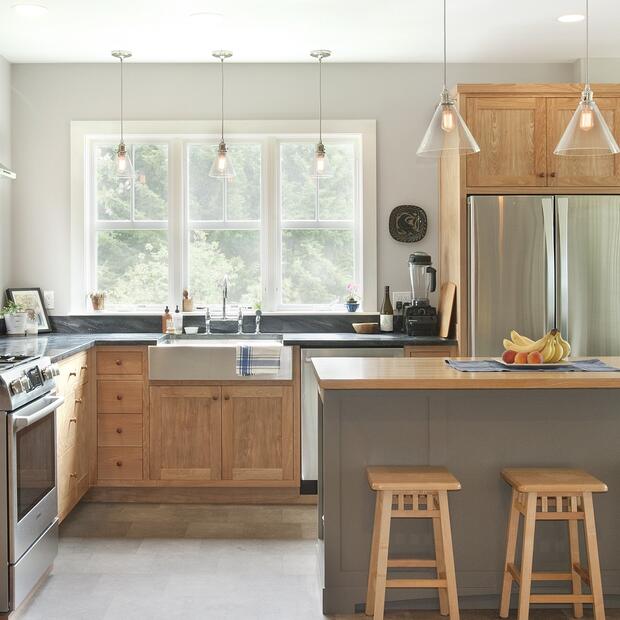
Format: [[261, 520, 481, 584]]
[[546, 97, 620, 187], [467, 96, 547, 187], [221, 386, 294, 482], [149, 386, 222, 482]]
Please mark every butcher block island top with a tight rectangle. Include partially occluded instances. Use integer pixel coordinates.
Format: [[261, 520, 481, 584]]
[[312, 356, 620, 390]]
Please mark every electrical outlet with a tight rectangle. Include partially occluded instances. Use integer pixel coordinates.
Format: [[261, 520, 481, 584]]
[[43, 290, 54, 309], [392, 291, 411, 307]]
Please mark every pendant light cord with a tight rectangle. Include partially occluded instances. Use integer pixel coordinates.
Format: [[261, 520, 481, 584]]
[[585, 0, 590, 86], [318, 56, 323, 143], [443, 0, 447, 90], [120, 57, 124, 143], [220, 57, 225, 142]]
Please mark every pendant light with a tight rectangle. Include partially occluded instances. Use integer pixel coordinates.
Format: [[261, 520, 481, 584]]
[[111, 50, 134, 178], [209, 50, 236, 179], [310, 50, 332, 178], [554, 0, 620, 156], [417, 0, 479, 158]]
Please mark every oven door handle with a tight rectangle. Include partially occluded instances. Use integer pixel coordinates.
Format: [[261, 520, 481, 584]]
[[11, 395, 64, 430]]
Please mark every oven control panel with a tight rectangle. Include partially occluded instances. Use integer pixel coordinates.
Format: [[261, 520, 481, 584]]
[[0, 357, 56, 412]]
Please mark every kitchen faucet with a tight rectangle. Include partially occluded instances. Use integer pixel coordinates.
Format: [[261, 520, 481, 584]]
[[222, 275, 229, 319]]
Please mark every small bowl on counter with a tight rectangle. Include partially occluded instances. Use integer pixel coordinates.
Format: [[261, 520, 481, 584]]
[[352, 322, 379, 334], [184, 326, 199, 335]]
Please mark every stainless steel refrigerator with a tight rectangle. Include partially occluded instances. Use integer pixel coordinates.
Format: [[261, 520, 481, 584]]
[[469, 195, 620, 356]]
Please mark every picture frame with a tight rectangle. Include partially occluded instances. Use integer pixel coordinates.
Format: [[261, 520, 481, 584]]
[[6, 288, 52, 333]]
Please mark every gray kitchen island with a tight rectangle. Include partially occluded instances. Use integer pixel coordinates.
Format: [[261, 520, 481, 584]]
[[312, 357, 620, 615]]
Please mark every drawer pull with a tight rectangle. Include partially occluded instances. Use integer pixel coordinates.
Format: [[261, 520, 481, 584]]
[[116, 395, 123, 401], [224, 395, 230, 401], [212, 395, 219, 401], [69, 372, 77, 377], [69, 418, 77, 423], [115, 360, 122, 366], [81, 365, 88, 371], [116, 461, 123, 467], [75, 398, 83, 404], [70, 472, 78, 478], [116, 427, 123, 434]]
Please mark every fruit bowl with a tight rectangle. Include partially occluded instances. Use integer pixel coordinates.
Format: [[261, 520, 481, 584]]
[[501, 329, 571, 365]]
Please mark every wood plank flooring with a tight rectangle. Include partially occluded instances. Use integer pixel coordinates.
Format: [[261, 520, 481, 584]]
[[13, 503, 620, 620]]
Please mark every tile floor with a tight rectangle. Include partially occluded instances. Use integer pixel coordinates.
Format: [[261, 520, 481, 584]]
[[14, 503, 619, 620]]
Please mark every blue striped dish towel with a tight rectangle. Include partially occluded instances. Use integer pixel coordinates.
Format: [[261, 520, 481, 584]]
[[236, 343, 282, 376]]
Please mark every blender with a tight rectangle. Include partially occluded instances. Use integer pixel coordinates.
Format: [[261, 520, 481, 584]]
[[405, 252, 438, 336]]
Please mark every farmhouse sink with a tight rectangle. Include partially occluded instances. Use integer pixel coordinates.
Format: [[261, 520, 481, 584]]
[[148, 335, 292, 381]]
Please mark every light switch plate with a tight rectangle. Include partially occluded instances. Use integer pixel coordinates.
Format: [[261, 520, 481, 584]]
[[43, 290, 54, 309], [392, 291, 411, 306]]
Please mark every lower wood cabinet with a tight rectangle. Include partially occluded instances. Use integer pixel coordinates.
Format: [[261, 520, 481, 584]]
[[404, 345, 459, 358], [222, 386, 294, 482], [149, 386, 222, 482]]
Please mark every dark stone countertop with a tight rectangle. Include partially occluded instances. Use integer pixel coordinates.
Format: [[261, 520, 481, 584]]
[[0, 332, 456, 363]]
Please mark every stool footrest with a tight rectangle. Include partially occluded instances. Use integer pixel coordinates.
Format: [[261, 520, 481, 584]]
[[529, 594, 594, 604], [572, 562, 591, 586], [387, 558, 437, 569], [507, 563, 576, 584], [386, 578, 447, 589]]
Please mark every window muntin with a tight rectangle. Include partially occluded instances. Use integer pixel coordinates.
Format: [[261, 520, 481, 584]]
[[87, 135, 361, 312]]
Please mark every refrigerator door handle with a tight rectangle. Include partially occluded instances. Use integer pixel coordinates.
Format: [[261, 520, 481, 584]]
[[556, 197, 569, 339], [542, 198, 556, 332]]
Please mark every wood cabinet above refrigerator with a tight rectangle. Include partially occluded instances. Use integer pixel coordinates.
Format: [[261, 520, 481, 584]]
[[439, 83, 620, 354]]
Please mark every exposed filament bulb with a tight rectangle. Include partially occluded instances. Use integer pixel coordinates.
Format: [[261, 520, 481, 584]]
[[441, 106, 455, 132], [579, 106, 594, 131]]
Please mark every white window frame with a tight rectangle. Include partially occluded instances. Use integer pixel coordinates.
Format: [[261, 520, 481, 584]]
[[70, 120, 377, 313]]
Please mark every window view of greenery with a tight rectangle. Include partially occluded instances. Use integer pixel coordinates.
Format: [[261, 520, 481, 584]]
[[188, 143, 262, 308], [95, 144, 169, 307], [280, 143, 356, 306]]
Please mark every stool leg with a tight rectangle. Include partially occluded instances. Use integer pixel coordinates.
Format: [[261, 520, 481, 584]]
[[500, 489, 521, 618], [568, 496, 584, 619], [366, 490, 392, 620], [438, 491, 459, 620], [582, 492, 605, 620], [433, 515, 449, 616], [517, 492, 537, 620]]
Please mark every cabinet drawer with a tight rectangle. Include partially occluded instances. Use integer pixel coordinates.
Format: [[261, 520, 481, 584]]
[[57, 394, 87, 455], [56, 352, 89, 396], [97, 447, 143, 480], [98, 414, 143, 447], [97, 380, 143, 414], [97, 350, 143, 376], [404, 345, 458, 358]]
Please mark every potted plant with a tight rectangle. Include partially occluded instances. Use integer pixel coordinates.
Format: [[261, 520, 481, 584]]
[[344, 283, 360, 312], [1, 300, 28, 335], [89, 291, 106, 311]]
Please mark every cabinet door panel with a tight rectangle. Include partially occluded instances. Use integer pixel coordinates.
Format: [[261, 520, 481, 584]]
[[467, 97, 547, 187], [222, 386, 294, 481], [149, 386, 221, 481], [547, 97, 620, 186]]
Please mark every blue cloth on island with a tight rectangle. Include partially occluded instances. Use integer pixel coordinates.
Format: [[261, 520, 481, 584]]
[[236, 344, 282, 376], [445, 359, 620, 373]]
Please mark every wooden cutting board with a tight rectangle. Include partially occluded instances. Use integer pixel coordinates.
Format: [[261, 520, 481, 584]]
[[438, 282, 456, 338]]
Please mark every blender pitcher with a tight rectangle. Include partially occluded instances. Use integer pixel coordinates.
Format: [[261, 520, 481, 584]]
[[408, 252, 437, 305]]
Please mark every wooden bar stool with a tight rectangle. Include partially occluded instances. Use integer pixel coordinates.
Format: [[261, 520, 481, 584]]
[[365, 466, 461, 620], [499, 468, 608, 620]]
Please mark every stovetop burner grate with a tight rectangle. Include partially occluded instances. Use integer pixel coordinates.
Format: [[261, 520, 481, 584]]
[[0, 354, 40, 369]]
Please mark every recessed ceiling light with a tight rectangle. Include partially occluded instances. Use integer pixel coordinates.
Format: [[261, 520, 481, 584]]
[[11, 2, 48, 17], [189, 11, 224, 25], [558, 14, 585, 23]]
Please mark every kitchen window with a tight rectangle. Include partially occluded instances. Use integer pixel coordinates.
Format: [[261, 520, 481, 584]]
[[75, 121, 376, 312]]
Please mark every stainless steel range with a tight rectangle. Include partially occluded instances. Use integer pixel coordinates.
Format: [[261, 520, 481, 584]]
[[0, 354, 62, 613]]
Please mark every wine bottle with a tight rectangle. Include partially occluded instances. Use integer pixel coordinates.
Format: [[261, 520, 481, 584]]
[[380, 286, 394, 332]]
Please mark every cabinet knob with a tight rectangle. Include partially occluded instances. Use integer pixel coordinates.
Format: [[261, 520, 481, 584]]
[[115, 360, 122, 366], [537, 172, 545, 178], [69, 418, 77, 423], [550, 171, 557, 178], [224, 395, 230, 401], [116, 394, 123, 401], [116, 427, 123, 434], [75, 398, 82, 404], [116, 461, 123, 467], [212, 395, 219, 401]]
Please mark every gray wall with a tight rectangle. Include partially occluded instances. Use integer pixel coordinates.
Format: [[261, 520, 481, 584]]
[[11, 62, 574, 314], [0, 56, 11, 301]]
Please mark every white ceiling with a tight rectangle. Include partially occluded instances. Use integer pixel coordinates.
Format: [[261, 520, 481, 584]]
[[1, 0, 620, 64]]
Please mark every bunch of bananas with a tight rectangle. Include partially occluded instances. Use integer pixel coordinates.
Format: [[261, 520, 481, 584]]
[[503, 329, 571, 363]]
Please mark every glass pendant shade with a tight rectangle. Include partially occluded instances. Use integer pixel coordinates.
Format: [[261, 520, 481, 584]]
[[209, 141, 236, 179], [115, 142, 134, 179], [310, 142, 331, 178], [554, 89, 620, 156], [417, 94, 480, 157]]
